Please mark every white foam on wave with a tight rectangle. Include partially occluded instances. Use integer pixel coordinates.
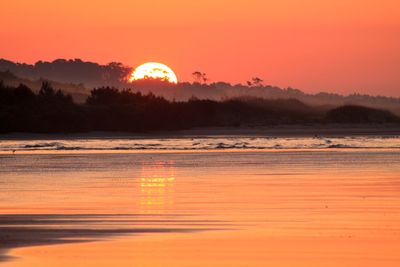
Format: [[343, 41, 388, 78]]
[[0, 136, 399, 152]]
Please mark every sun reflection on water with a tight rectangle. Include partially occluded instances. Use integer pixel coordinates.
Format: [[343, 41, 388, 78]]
[[138, 160, 176, 213]]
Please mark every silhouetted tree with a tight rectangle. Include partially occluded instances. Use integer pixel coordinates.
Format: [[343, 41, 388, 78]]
[[192, 71, 208, 84], [247, 77, 263, 87]]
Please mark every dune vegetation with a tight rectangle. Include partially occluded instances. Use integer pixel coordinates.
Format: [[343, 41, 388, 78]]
[[0, 82, 399, 133]]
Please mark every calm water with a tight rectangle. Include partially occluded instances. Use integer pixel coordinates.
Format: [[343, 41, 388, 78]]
[[1, 148, 400, 266]]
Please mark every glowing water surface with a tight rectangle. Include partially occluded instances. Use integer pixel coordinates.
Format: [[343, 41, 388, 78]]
[[1, 149, 400, 266]]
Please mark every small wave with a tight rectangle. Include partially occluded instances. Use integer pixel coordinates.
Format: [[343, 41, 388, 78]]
[[23, 142, 62, 148], [327, 144, 354, 148], [56, 146, 84, 150], [215, 143, 233, 149]]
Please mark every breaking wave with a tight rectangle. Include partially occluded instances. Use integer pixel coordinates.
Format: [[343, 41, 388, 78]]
[[0, 136, 399, 152]]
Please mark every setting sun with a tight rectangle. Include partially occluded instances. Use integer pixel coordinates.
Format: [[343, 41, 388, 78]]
[[129, 62, 178, 84]]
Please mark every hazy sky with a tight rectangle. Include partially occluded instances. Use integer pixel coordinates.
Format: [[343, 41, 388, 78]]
[[1, 0, 400, 96]]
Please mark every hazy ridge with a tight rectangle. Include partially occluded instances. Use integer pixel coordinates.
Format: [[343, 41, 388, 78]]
[[1, 58, 400, 115]]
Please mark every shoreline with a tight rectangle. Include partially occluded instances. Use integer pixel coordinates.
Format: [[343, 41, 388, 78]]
[[1, 124, 399, 140], [0, 148, 399, 155]]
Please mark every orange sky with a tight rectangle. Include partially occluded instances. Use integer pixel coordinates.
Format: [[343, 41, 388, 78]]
[[1, 0, 400, 96]]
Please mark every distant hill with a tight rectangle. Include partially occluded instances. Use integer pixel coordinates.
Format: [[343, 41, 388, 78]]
[[0, 71, 89, 103], [325, 105, 400, 124], [0, 58, 132, 88], [1, 58, 400, 115]]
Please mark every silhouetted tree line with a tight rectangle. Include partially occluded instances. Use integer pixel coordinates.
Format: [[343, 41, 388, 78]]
[[0, 82, 398, 133], [2, 59, 400, 116], [0, 58, 132, 88]]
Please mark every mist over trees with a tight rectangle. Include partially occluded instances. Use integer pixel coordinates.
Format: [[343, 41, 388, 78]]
[[0, 82, 399, 133], [0, 58, 132, 88], [1, 58, 400, 116]]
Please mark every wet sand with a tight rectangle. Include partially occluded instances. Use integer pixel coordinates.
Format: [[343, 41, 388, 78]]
[[1, 150, 400, 266], [0, 214, 223, 262]]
